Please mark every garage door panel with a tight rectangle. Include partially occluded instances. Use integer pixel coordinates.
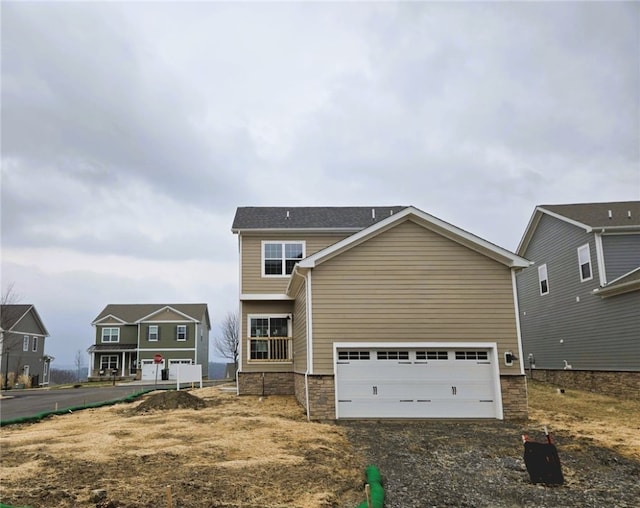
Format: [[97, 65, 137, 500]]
[[336, 346, 499, 419]]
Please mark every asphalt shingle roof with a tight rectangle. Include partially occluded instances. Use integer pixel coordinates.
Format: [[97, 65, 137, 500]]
[[0, 304, 32, 330], [232, 206, 408, 230], [540, 201, 640, 228]]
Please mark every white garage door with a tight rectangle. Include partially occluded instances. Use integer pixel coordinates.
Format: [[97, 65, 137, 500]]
[[141, 360, 164, 381], [169, 359, 193, 379], [335, 345, 500, 419]]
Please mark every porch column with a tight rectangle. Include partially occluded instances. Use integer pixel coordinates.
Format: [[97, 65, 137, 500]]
[[121, 352, 125, 376]]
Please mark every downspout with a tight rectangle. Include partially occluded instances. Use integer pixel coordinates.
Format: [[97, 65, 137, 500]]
[[594, 231, 607, 286], [511, 269, 525, 376], [305, 270, 313, 421], [237, 235, 243, 396]]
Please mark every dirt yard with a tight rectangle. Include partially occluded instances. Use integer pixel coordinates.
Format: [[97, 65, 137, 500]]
[[1, 380, 639, 508]]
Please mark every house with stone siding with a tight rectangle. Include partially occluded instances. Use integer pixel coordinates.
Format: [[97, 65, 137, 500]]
[[232, 206, 531, 420]]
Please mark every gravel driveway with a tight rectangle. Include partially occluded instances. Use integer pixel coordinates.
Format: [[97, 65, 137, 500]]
[[341, 420, 640, 508]]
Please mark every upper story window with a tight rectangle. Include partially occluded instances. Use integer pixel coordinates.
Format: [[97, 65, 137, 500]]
[[176, 325, 187, 341], [538, 264, 549, 295], [249, 316, 289, 337], [23, 336, 30, 351], [578, 244, 592, 282], [148, 325, 159, 341], [32, 337, 38, 352], [262, 241, 305, 276], [102, 327, 120, 343]]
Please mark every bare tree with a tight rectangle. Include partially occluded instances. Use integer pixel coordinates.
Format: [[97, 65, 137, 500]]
[[1, 281, 24, 389], [74, 349, 85, 383], [214, 311, 239, 375]]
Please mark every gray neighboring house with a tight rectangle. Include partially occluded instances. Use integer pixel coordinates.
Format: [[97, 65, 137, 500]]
[[88, 303, 211, 382], [0, 304, 53, 388], [516, 201, 640, 398]]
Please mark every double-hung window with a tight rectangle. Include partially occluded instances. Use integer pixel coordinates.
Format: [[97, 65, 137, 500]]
[[100, 355, 118, 370], [23, 336, 30, 351], [262, 241, 304, 276], [176, 325, 187, 341], [32, 337, 38, 352], [102, 328, 120, 343], [578, 244, 592, 282], [538, 264, 549, 295], [249, 316, 290, 361], [148, 325, 159, 341]]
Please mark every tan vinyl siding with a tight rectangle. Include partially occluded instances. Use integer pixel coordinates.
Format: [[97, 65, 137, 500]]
[[310, 219, 520, 374], [240, 300, 294, 373], [241, 233, 350, 293], [292, 281, 308, 373]]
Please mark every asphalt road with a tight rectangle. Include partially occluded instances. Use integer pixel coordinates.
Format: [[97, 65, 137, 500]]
[[0, 384, 165, 422]]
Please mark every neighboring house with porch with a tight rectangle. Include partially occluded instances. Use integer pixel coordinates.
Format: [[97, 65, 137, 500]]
[[232, 206, 531, 421], [88, 304, 211, 382], [0, 304, 53, 387], [516, 201, 640, 399]]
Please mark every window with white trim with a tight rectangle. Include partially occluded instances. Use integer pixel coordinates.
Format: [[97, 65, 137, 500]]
[[176, 325, 187, 341], [538, 264, 549, 295], [248, 315, 290, 361], [148, 325, 159, 341], [100, 355, 118, 370], [23, 336, 30, 351], [262, 241, 304, 276], [102, 328, 120, 343], [578, 244, 592, 282], [32, 336, 38, 352]]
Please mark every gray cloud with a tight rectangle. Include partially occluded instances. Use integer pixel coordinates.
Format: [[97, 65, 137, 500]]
[[1, 1, 638, 364]]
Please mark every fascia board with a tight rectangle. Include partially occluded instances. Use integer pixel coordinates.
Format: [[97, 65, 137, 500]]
[[7, 305, 50, 337], [6, 306, 30, 333], [539, 207, 593, 231], [240, 294, 294, 301], [135, 306, 198, 323], [517, 207, 592, 256], [300, 206, 530, 269], [593, 280, 640, 297], [516, 209, 542, 255], [92, 314, 128, 325], [28, 306, 51, 337], [598, 226, 640, 234]]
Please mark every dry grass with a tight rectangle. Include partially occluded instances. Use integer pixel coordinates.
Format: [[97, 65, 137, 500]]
[[527, 379, 640, 460], [0, 386, 364, 508]]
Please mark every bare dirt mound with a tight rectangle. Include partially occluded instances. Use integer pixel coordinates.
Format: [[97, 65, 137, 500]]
[[134, 390, 206, 412]]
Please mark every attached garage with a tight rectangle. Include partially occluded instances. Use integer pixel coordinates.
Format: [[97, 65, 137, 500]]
[[141, 359, 164, 381], [334, 343, 503, 419]]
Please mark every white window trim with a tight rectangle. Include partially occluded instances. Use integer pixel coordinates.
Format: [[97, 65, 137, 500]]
[[247, 314, 291, 338], [261, 240, 306, 277], [23, 336, 30, 351], [148, 325, 159, 342], [100, 355, 118, 370], [578, 244, 593, 282], [102, 327, 120, 343], [247, 314, 292, 362], [538, 264, 549, 295], [32, 336, 38, 352], [176, 325, 187, 341]]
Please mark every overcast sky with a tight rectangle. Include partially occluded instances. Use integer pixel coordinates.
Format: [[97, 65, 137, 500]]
[[2, 1, 638, 367]]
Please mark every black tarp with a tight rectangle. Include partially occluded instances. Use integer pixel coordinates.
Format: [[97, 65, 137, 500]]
[[523, 440, 564, 485]]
